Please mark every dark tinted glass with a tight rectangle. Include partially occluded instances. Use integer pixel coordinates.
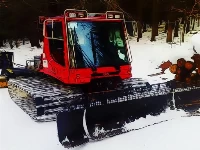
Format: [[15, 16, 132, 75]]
[[67, 21, 129, 69]]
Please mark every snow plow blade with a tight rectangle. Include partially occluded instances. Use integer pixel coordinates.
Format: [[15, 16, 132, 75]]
[[57, 80, 200, 148], [56, 81, 172, 148]]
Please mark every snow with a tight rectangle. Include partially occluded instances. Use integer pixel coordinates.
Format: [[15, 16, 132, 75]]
[[81, 117, 200, 150], [0, 89, 63, 150], [191, 33, 200, 53], [1, 24, 200, 150], [123, 108, 186, 130]]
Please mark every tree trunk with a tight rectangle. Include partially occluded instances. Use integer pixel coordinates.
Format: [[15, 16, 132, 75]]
[[181, 17, 184, 24], [167, 21, 173, 43], [174, 20, 179, 37], [28, 20, 41, 48], [23, 38, 25, 45], [126, 22, 134, 36], [192, 16, 195, 30], [191, 54, 200, 68], [166, 5, 175, 43], [186, 20, 190, 33], [15, 40, 19, 48], [164, 22, 168, 33], [143, 22, 147, 32], [170, 59, 197, 83], [183, 15, 186, 33], [151, 0, 158, 41], [0, 38, 3, 47], [9, 40, 14, 49], [182, 29, 184, 42], [136, 0, 143, 42], [30, 37, 41, 48], [182, 19, 186, 43], [190, 17, 192, 25], [151, 25, 157, 41], [137, 21, 142, 42]]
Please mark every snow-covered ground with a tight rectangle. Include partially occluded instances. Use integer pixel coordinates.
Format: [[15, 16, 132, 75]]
[[1, 23, 200, 150]]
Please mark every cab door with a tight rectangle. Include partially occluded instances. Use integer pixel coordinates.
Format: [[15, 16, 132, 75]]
[[42, 19, 69, 82]]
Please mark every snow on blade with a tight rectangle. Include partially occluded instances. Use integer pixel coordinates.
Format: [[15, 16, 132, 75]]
[[123, 108, 187, 131]]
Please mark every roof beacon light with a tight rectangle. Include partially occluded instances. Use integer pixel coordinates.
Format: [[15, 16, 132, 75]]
[[107, 14, 114, 19], [115, 14, 121, 19], [78, 12, 85, 18], [106, 11, 124, 19], [64, 9, 88, 18], [69, 13, 76, 18]]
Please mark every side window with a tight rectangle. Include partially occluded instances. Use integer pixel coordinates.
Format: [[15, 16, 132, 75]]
[[46, 21, 65, 66]]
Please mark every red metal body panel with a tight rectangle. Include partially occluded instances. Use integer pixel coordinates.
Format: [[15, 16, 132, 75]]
[[39, 10, 132, 85]]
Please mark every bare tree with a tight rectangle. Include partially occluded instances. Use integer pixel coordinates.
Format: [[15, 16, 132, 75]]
[[80, 0, 87, 9], [103, 0, 134, 20], [169, 0, 200, 42]]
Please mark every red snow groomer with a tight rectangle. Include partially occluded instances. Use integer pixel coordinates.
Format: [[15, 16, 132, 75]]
[[2, 9, 198, 148]]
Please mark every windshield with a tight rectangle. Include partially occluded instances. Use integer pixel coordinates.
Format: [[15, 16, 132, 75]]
[[67, 21, 129, 69]]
